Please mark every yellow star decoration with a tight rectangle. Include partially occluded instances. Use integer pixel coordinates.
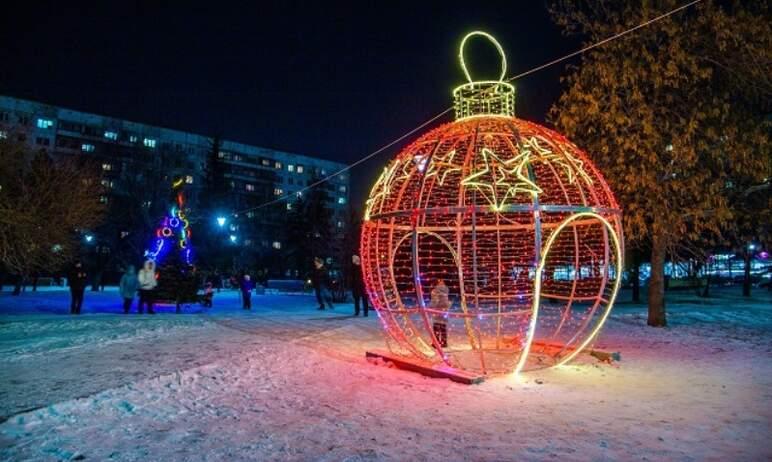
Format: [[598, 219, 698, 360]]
[[521, 136, 593, 186], [461, 147, 541, 211], [364, 159, 401, 220], [424, 149, 461, 186], [397, 153, 422, 182]]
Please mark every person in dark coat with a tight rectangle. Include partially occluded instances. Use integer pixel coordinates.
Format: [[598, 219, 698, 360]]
[[68, 261, 88, 314], [202, 282, 214, 307], [311, 257, 334, 310], [119, 265, 139, 314], [213, 270, 222, 293], [350, 254, 368, 317], [240, 274, 254, 310]]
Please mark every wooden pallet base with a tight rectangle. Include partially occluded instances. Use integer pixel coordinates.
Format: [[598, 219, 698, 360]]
[[366, 350, 485, 385]]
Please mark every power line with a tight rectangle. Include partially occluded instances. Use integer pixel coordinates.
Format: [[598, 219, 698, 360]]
[[233, 107, 453, 216], [232, 0, 702, 217]]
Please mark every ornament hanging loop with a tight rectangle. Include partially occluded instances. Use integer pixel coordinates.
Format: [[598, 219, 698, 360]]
[[453, 31, 515, 120], [459, 31, 507, 83]]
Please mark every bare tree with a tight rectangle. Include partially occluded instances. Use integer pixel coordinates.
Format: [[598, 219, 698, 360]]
[[0, 135, 105, 291]]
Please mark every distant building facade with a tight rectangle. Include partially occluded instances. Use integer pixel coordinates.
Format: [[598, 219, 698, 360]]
[[0, 95, 350, 277]]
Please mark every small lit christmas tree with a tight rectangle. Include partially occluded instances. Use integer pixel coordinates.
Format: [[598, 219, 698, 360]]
[[145, 179, 199, 308]]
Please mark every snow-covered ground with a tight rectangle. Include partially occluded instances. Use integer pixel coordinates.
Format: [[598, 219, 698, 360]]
[[0, 287, 770, 461]]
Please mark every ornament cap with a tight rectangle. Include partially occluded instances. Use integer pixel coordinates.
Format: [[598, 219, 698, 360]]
[[453, 31, 515, 120]]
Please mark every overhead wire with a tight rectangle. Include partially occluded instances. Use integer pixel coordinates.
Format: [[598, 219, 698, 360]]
[[231, 0, 702, 217]]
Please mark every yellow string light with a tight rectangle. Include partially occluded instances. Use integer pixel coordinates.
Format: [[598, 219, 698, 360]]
[[362, 31, 624, 378]]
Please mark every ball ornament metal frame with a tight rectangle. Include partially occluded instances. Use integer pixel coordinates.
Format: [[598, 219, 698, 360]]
[[361, 32, 624, 376]]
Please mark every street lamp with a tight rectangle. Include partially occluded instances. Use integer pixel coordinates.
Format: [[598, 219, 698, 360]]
[[217, 216, 227, 227], [84, 234, 94, 243], [229, 234, 237, 243]]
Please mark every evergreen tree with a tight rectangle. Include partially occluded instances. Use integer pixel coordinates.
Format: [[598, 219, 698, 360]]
[[154, 249, 199, 308], [196, 135, 229, 270], [342, 207, 363, 289], [286, 181, 333, 277], [145, 180, 199, 305]]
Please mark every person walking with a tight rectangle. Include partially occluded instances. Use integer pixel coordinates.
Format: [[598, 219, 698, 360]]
[[119, 265, 139, 314], [350, 254, 368, 317], [240, 274, 254, 310], [68, 261, 88, 314], [137, 260, 157, 314], [202, 282, 214, 307], [311, 257, 334, 310]]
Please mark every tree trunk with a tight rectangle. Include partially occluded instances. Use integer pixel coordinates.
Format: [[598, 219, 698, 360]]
[[12, 274, 24, 296], [702, 270, 711, 297], [647, 232, 667, 327], [742, 248, 751, 297], [91, 272, 101, 292], [631, 250, 640, 303]]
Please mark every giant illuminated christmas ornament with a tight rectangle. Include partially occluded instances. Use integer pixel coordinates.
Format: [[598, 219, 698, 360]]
[[361, 31, 623, 376]]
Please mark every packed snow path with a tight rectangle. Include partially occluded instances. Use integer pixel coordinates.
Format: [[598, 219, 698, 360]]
[[0, 288, 770, 461]]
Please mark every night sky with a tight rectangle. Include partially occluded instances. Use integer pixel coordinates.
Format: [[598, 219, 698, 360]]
[[1, 1, 581, 208]]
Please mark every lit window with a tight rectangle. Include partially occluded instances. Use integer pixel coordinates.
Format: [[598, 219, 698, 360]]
[[102, 163, 113, 171], [129, 135, 138, 143], [218, 151, 227, 158], [337, 197, 346, 205], [287, 164, 295, 172], [321, 169, 327, 175], [234, 154, 242, 162], [185, 175, 194, 184], [0, 130, 7, 139], [246, 184, 255, 191], [297, 165, 304, 173], [100, 179, 113, 188], [143, 138, 156, 148], [274, 188, 283, 196], [286, 203, 292, 210], [262, 159, 271, 166], [36, 118, 54, 129], [99, 195, 109, 203], [104, 131, 118, 140], [246, 211, 255, 218], [296, 191, 303, 197], [82, 143, 95, 152], [272, 241, 281, 249], [275, 161, 282, 169], [339, 185, 346, 193]]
